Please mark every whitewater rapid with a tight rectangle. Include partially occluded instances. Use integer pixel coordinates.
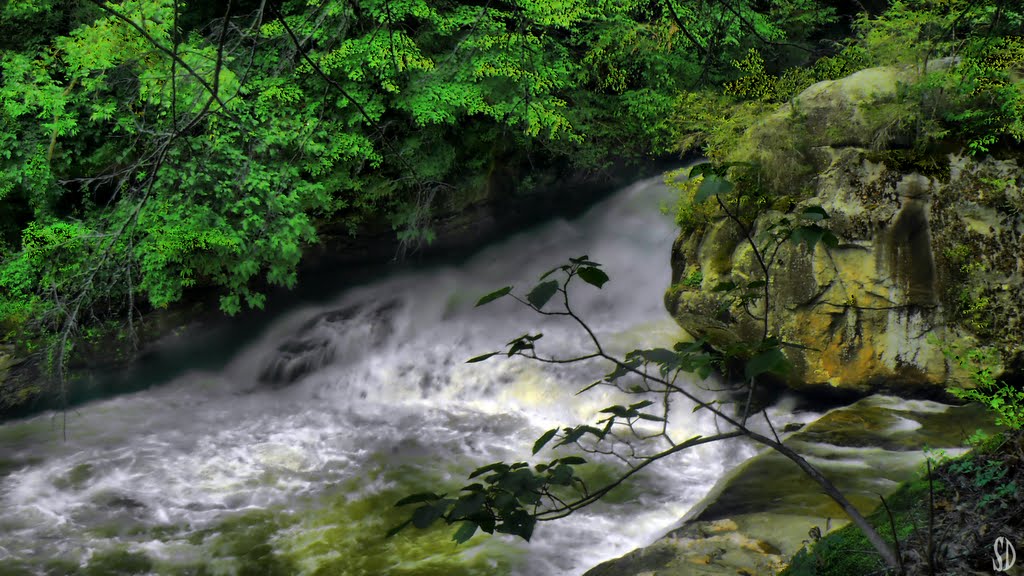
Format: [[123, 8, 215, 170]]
[[0, 173, 813, 575]]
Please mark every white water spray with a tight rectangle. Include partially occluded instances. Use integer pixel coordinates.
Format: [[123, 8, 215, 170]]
[[0, 174, 805, 575]]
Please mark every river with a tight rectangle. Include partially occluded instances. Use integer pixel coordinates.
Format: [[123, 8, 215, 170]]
[[0, 173, 817, 575]]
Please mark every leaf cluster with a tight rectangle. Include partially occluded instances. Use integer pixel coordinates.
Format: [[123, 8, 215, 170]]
[[387, 455, 592, 544]]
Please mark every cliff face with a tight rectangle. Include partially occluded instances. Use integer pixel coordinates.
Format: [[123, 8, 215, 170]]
[[665, 64, 1024, 393]]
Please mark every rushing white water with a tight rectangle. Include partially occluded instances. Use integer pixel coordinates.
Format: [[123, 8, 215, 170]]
[[0, 174, 811, 575]]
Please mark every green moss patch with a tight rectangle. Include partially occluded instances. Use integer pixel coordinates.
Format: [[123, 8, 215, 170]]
[[782, 480, 931, 576], [783, 431, 1024, 575], [281, 476, 525, 576], [53, 463, 96, 491]]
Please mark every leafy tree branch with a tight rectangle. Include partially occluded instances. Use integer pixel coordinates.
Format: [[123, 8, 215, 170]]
[[390, 164, 900, 570]]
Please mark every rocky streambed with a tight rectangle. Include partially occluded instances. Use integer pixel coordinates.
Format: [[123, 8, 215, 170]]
[[584, 396, 995, 576]]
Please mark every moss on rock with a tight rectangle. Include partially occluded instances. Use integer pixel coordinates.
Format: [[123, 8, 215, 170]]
[[667, 63, 1024, 393], [582, 397, 994, 576]]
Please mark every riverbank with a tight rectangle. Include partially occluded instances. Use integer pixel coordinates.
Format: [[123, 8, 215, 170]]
[[583, 396, 999, 575]]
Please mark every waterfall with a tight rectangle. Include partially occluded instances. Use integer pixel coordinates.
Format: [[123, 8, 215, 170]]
[[0, 173, 810, 575]]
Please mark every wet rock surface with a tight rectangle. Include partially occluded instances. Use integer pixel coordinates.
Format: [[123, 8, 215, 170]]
[[582, 396, 995, 576], [258, 299, 400, 386]]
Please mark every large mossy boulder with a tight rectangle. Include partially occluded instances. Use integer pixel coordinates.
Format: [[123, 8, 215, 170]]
[[666, 64, 1024, 394]]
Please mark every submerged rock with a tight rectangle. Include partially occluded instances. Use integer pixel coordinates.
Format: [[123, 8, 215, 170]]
[[258, 299, 400, 386]]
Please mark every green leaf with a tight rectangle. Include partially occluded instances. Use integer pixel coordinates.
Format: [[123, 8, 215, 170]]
[[503, 511, 536, 542], [638, 413, 666, 422], [450, 492, 486, 519], [469, 462, 508, 479], [600, 405, 630, 417], [477, 514, 496, 534], [556, 456, 587, 465], [637, 348, 676, 365], [385, 519, 413, 538], [526, 280, 559, 309], [712, 281, 738, 292], [548, 464, 574, 486], [508, 334, 543, 356], [467, 352, 501, 363], [533, 428, 559, 455], [694, 175, 734, 203], [577, 266, 609, 288], [745, 348, 789, 380], [412, 504, 444, 529], [569, 255, 599, 266], [555, 425, 605, 446], [476, 286, 512, 307], [790, 225, 838, 252], [688, 162, 714, 179], [539, 266, 568, 281], [395, 492, 443, 507], [453, 521, 478, 544], [822, 230, 839, 248]]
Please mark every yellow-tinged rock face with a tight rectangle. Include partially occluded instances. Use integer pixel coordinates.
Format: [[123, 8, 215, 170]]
[[665, 63, 1024, 392]]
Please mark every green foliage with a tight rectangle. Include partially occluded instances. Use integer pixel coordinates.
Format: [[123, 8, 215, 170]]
[[724, 46, 872, 103], [0, 0, 846, 399], [671, 90, 770, 162], [936, 340, 1024, 430], [935, 37, 1024, 154], [663, 170, 720, 233], [951, 379, 1024, 431], [940, 243, 994, 332], [946, 456, 1017, 509], [783, 480, 932, 576], [387, 456, 592, 543], [846, 1, 1024, 155], [681, 268, 703, 287], [390, 258, 723, 544]]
